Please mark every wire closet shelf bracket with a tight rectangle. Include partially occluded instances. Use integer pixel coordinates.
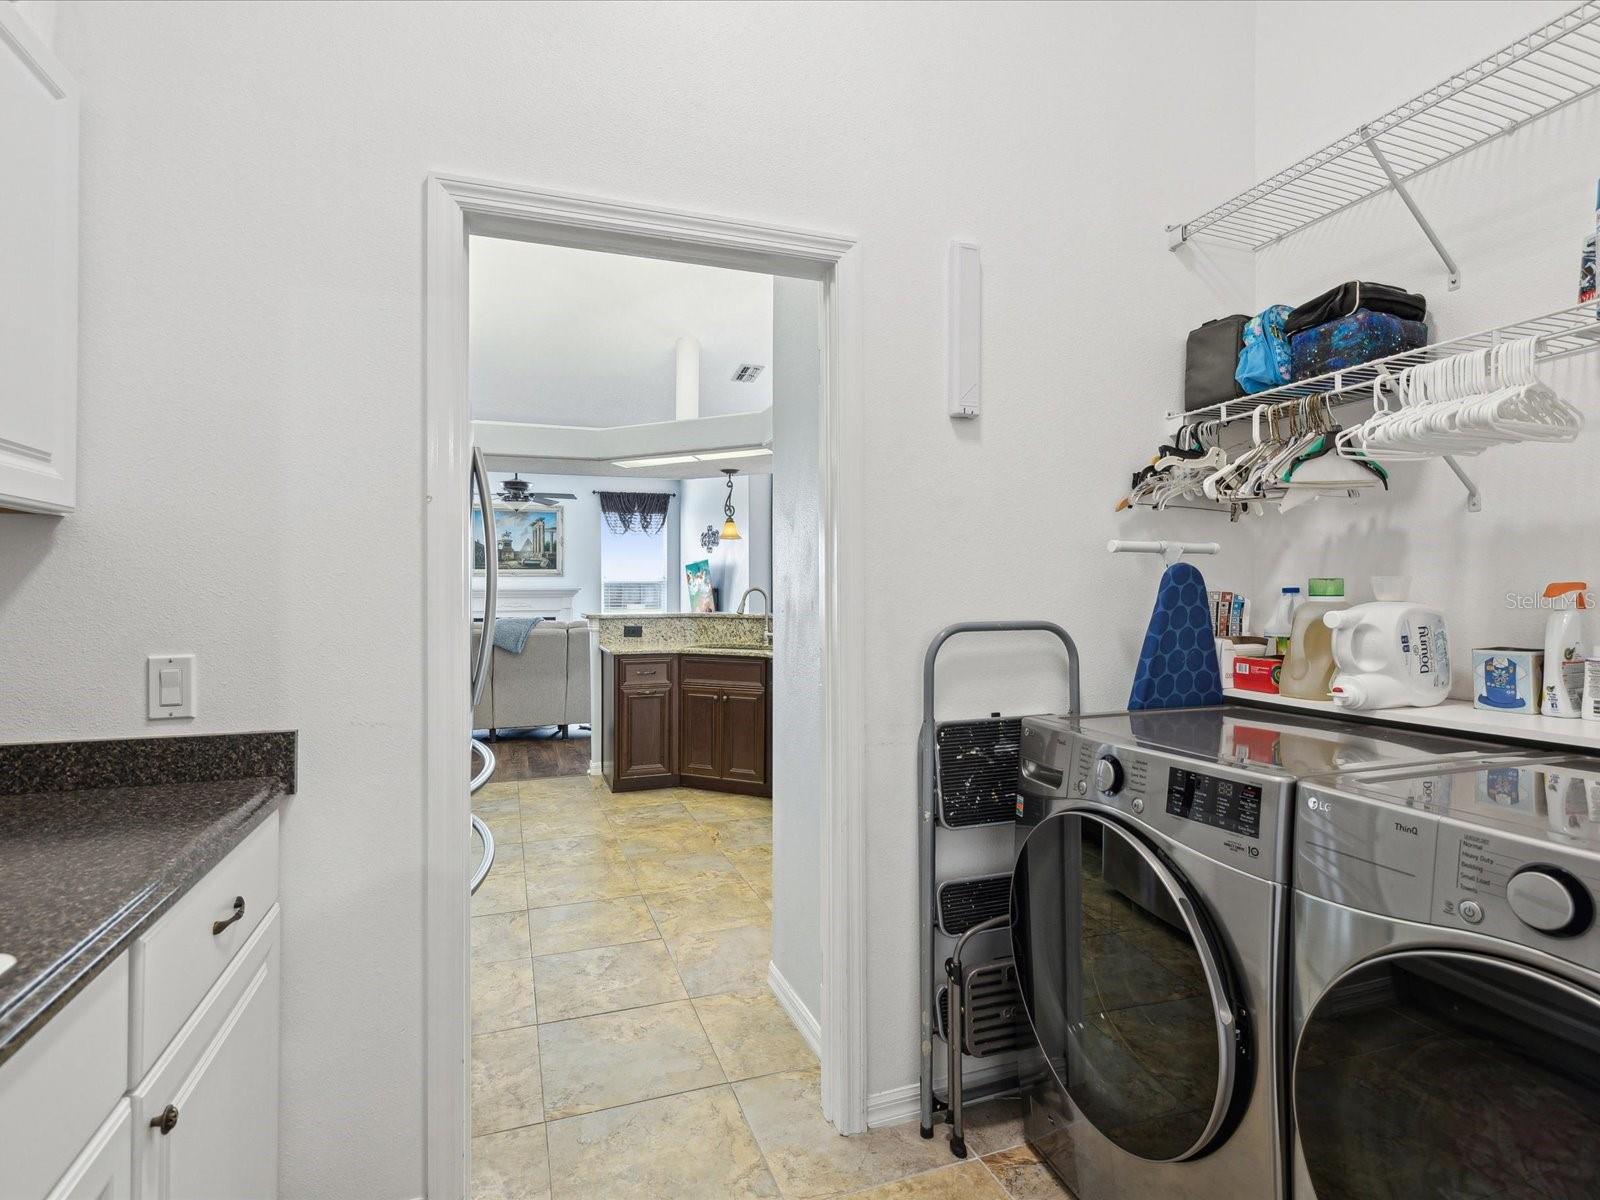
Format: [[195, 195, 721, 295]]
[[1166, 3, 1600, 291]]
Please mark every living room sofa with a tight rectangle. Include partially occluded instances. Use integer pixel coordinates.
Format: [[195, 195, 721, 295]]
[[471, 619, 591, 737]]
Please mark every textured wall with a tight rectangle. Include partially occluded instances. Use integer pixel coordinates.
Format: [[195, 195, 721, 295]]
[[1248, 0, 1599, 689], [0, 1, 1261, 1188]]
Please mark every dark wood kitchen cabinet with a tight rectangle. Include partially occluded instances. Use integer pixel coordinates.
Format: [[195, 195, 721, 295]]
[[601, 651, 770, 796], [679, 655, 769, 796], [602, 654, 677, 790]]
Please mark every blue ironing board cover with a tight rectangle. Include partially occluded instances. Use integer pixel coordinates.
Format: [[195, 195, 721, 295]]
[[1128, 562, 1224, 710]]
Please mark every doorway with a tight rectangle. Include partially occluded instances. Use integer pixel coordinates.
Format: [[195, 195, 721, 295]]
[[424, 178, 865, 1199]]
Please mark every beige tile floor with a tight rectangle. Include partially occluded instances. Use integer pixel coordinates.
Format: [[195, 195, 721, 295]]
[[471, 773, 1072, 1200]]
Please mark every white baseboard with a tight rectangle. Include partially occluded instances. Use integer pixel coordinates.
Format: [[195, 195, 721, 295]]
[[865, 1058, 1017, 1129], [766, 961, 822, 1058]]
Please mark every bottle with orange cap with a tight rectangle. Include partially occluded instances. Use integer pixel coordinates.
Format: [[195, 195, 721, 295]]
[[1542, 581, 1590, 718]]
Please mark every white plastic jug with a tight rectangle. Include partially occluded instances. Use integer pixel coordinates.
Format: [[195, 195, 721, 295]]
[[1325, 602, 1452, 710]]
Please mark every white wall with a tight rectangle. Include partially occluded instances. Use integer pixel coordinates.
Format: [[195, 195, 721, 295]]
[[484, 472, 679, 619], [679, 473, 772, 611], [1246, 0, 1598, 689], [771, 276, 824, 1017], [470, 236, 774, 426], [0, 3, 1262, 1189]]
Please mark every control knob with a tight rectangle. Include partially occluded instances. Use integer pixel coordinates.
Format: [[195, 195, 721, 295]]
[[1094, 754, 1125, 796], [1506, 866, 1592, 938]]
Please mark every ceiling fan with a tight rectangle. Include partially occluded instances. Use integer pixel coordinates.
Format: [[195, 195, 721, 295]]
[[497, 473, 574, 505]]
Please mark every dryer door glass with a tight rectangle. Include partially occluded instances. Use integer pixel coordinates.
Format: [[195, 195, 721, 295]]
[[1295, 950, 1600, 1199], [1011, 810, 1245, 1162]]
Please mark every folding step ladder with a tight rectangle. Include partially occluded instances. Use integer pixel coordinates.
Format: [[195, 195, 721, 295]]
[[918, 621, 1080, 1158]]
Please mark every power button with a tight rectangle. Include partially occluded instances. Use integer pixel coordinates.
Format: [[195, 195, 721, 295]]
[[1459, 899, 1484, 925]]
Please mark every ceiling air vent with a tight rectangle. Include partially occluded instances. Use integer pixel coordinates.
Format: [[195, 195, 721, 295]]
[[731, 363, 765, 383]]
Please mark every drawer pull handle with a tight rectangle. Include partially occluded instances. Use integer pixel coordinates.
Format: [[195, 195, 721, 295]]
[[213, 896, 246, 935], [150, 1104, 180, 1135]]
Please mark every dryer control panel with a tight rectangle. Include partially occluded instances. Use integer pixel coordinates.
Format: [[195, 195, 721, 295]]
[[1017, 719, 1293, 883]]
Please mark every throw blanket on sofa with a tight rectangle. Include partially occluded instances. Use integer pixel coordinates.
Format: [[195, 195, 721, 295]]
[[493, 617, 542, 654]]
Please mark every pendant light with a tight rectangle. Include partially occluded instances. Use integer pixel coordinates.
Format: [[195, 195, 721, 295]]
[[719, 468, 742, 541]]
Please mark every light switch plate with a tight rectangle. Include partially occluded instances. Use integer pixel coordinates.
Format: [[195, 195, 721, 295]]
[[147, 654, 196, 719]]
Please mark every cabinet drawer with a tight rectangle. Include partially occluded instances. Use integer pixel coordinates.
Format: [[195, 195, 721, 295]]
[[132, 906, 279, 1200], [129, 813, 279, 1084], [619, 656, 674, 688], [0, 954, 129, 1200], [680, 655, 766, 689], [48, 1099, 132, 1200]]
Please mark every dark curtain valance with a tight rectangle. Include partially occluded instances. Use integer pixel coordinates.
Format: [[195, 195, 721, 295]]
[[596, 491, 672, 535]]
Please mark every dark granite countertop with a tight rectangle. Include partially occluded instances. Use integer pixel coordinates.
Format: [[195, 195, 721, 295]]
[[0, 732, 295, 1068]]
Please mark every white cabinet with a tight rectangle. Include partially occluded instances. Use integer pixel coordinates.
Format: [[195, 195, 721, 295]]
[[0, 5, 79, 514], [132, 910, 280, 1200], [0, 823, 280, 1200], [47, 1102, 133, 1200]]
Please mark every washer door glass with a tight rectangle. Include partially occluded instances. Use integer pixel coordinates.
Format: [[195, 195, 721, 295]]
[[1011, 809, 1245, 1162], [1296, 951, 1600, 1199]]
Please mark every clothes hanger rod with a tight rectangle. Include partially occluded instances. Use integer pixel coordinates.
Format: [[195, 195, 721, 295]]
[[1107, 540, 1221, 564]]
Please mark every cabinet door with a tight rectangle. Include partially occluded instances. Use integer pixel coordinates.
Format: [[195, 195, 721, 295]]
[[0, 7, 78, 513], [138, 919, 280, 1200], [678, 685, 722, 783], [48, 1101, 132, 1200], [720, 688, 768, 790], [618, 688, 675, 784]]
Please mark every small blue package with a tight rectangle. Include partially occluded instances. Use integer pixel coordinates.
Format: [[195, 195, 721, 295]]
[[1473, 647, 1543, 712]]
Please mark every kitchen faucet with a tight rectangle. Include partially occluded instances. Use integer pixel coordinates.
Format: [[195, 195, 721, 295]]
[[736, 587, 773, 646]]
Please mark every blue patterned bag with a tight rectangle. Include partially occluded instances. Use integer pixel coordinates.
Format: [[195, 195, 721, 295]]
[[1235, 305, 1293, 393], [1290, 308, 1428, 380]]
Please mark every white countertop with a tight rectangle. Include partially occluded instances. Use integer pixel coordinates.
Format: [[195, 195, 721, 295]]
[[1223, 687, 1600, 754]]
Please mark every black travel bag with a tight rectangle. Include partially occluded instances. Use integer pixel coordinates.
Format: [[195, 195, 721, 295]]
[[1284, 281, 1426, 338], [1183, 314, 1249, 411]]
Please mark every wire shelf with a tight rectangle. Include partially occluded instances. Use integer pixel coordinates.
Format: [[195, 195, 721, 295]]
[[1170, 302, 1600, 425], [1169, 3, 1600, 255]]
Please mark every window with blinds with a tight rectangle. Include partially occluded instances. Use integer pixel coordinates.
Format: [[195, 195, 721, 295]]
[[602, 580, 666, 611]]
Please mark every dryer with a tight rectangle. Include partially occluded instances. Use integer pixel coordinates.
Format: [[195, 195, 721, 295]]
[[1291, 753, 1600, 1199], [1012, 704, 1512, 1200]]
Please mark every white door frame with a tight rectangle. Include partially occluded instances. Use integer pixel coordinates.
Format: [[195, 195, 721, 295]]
[[422, 174, 867, 1198]]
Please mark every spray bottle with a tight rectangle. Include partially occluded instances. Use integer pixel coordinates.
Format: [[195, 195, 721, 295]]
[[1542, 581, 1590, 719]]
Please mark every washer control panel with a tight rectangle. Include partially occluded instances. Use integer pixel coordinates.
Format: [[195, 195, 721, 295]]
[[1296, 781, 1600, 968]]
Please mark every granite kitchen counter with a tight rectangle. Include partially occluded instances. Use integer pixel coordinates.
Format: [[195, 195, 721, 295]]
[[604, 644, 772, 659], [0, 732, 295, 1068]]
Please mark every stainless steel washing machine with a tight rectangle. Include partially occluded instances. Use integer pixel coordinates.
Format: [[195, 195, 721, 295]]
[[1012, 704, 1513, 1200], [1292, 753, 1600, 1199]]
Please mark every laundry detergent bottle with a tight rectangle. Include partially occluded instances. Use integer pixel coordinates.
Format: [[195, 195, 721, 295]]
[[1542, 581, 1591, 718], [1279, 577, 1347, 701], [1326, 601, 1451, 710]]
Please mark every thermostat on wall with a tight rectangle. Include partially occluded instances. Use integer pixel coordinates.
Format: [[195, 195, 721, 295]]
[[947, 241, 981, 420]]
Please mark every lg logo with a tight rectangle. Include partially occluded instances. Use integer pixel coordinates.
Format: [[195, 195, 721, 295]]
[[1307, 797, 1332, 815]]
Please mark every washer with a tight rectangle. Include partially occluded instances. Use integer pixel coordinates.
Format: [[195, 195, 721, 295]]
[[1012, 704, 1509, 1200], [1291, 753, 1600, 1199]]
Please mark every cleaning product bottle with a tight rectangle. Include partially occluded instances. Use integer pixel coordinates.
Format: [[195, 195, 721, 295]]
[[1326, 598, 1451, 710], [1582, 645, 1600, 722], [1280, 577, 1347, 701], [1264, 586, 1300, 657], [1541, 581, 1590, 719]]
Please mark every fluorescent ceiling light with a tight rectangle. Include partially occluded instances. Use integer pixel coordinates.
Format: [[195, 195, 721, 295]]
[[612, 454, 699, 468], [694, 447, 772, 461]]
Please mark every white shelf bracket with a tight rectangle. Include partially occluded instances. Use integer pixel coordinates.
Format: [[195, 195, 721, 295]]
[[1442, 455, 1482, 513], [1363, 129, 1461, 292]]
